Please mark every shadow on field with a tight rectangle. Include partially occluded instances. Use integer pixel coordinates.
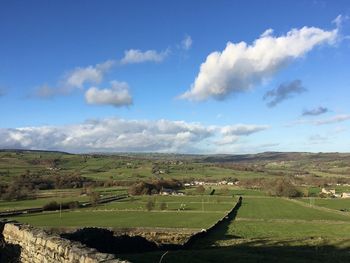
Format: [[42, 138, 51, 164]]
[[183, 196, 242, 248], [120, 242, 350, 263]]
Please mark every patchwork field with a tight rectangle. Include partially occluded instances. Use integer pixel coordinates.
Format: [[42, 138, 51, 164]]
[[2, 150, 350, 262]]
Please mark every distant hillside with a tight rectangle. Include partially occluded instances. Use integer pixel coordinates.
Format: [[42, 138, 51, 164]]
[[203, 152, 350, 163], [2, 149, 350, 163], [0, 149, 72, 155]]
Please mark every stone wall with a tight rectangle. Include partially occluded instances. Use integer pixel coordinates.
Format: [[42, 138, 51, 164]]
[[1, 222, 130, 263]]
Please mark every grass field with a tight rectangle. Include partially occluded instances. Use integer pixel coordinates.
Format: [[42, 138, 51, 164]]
[[236, 197, 350, 221], [203, 196, 350, 249], [0, 183, 263, 212], [0, 187, 128, 211], [11, 209, 226, 229], [8, 194, 235, 228], [0, 196, 90, 211], [299, 197, 350, 211]]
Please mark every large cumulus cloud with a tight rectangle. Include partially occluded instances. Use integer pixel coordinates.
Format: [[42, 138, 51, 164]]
[[180, 25, 338, 101]]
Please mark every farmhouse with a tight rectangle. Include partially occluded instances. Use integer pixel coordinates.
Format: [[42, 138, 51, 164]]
[[321, 188, 336, 196], [159, 188, 184, 196], [341, 192, 350, 198]]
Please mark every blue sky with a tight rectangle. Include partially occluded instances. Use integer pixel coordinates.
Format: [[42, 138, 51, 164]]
[[0, 0, 349, 153]]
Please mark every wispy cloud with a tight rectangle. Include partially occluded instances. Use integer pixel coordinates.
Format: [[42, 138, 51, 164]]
[[0, 118, 268, 153], [220, 124, 269, 136], [180, 20, 339, 101], [286, 114, 350, 127], [302, 106, 329, 116], [332, 14, 349, 29], [181, 35, 192, 50], [0, 88, 6, 97], [264, 80, 306, 107], [33, 84, 61, 99], [85, 81, 132, 107], [315, 114, 350, 125], [120, 49, 169, 64], [308, 134, 329, 144]]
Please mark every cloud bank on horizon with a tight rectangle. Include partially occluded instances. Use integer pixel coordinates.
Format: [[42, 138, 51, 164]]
[[180, 25, 338, 101], [0, 118, 269, 153]]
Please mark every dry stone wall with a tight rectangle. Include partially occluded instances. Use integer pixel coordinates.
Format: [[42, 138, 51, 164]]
[[1, 222, 130, 263]]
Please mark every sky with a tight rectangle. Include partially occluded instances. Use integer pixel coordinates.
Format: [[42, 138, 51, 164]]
[[0, 0, 350, 154]]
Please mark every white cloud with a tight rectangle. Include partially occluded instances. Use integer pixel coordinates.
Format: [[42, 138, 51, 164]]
[[180, 24, 338, 101], [220, 124, 269, 136], [0, 118, 268, 153], [181, 35, 193, 50], [85, 81, 133, 107], [121, 49, 169, 64], [34, 60, 115, 99], [215, 135, 240, 145], [63, 60, 114, 89]]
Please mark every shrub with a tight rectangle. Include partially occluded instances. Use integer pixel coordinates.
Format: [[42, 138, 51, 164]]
[[43, 201, 59, 211], [267, 178, 303, 198], [0, 184, 33, 201], [196, 185, 206, 194], [43, 200, 80, 211], [146, 199, 155, 211], [128, 179, 182, 196], [88, 191, 101, 206], [159, 202, 167, 211]]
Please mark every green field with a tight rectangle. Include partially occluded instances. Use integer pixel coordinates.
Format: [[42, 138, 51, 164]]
[[9, 194, 236, 228], [0, 196, 89, 211], [201, 196, 350, 249], [299, 197, 350, 211], [0, 187, 128, 211], [11, 210, 225, 229], [236, 197, 350, 221]]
